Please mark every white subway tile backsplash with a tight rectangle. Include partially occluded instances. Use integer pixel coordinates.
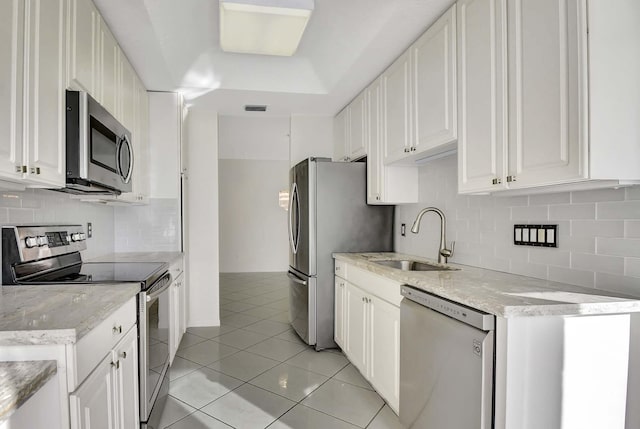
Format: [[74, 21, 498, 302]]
[[549, 203, 596, 220], [394, 155, 640, 295], [596, 273, 640, 296], [597, 201, 640, 220], [511, 205, 548, 222], [626, 221, 640, 238], [572, 188, 626, 203], [548, 266, 595, 288], [626, 186, 640, 200], [626, 258, 640, 278], [597, 237, 640, 258], [571, 252, 625, 275], [510, 260, 548, 280], [529, 248, 570, 267], [529, 192, 571, 205], [571, 220, 624, 238], [114, 198, 181, 252]]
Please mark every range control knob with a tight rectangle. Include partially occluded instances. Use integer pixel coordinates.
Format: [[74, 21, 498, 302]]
[[36, 236, 48, 246], [71, 233, 82, 242], [25, 236, 38, 248]]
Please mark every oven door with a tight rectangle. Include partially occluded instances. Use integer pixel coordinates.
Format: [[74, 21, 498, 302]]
[[139, 273, 172, 422]]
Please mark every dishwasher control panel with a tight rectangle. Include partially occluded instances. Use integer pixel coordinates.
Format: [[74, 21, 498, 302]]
[[401, 285, 495, 331]]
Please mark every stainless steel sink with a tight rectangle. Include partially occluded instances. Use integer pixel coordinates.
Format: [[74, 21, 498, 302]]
[[373, 259, 459, 272]]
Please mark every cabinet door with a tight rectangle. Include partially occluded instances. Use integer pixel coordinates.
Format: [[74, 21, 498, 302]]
[[349, 91, 367, 160], [169, 279, 179, 364], [24, 0, 66, 187], [507, 0, 586, 187], [114, 327, 139, 429], [99, 18, 119, 116], [178, 274, 187, 339], [334, 277, 346, 348], [366, 79, 383, 204], [457, 0, 508, 193], [382, 51, 412, 164], [119, 56, 136, 132], [69, 355, 117, 429], [368, 295, 400, 413], [412, 4, 457, 155], [333, 108, 349, 162], [0, 0, 24, 181], [345, 283, 368, 374], [68, 0, 98, 95]]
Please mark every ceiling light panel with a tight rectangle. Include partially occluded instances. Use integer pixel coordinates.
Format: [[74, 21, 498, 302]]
[[220, 0, 314, 56]]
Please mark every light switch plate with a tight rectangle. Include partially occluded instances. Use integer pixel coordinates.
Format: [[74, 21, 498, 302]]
[[514, 224, 558, 247]]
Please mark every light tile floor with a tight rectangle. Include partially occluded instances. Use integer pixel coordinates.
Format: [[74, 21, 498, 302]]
[[159, 272, 406, 429]]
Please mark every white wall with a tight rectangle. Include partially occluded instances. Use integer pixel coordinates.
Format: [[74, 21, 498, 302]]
[[0, 189, 115, 261], [394, 155, 640, 294], [218, 115, 290, 273], [186, 108, 220, 326], [290, 115, 334, 166], [218, 159, 288, 272]]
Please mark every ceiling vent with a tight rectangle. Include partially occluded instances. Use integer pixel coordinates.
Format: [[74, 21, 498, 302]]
[[245, 105, 268, 112]]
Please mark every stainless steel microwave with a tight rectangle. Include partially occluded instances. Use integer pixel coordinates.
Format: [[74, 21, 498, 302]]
[[64, 91, 133, 195]]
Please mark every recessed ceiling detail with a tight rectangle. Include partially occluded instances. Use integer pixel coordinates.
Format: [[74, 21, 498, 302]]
[[93, 0, 455, 116]]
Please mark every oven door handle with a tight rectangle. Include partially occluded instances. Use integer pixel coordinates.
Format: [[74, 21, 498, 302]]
[[146, 273, 172, 302]]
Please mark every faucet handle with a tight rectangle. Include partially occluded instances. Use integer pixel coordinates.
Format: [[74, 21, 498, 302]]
[[440, 241, 455, 259]]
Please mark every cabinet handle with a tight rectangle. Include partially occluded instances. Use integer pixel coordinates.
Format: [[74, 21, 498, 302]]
[[492, 178, 502, 185], [36, 167, 40, 174], [506, 175, 517, 183], [403, 148, 410, 153], [15, 166, 22, 173], [111, 360, 120, 369], [410, 147, 416, 152], [120, 351, 127, 359], [113, 325, 122, 335], [375, 195, 380, 201]]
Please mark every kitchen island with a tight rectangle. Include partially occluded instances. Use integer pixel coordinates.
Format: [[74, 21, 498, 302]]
[[334, 252, 640, 429]]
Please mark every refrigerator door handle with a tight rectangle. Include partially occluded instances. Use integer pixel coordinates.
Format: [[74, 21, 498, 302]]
[[289, 182, 300, 255], [287, 271, 308, 286]]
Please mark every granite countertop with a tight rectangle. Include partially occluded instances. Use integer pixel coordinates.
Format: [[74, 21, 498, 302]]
[[0, 360, 56, 423], [88, 251, 183, 265], [334, 252, 640, 317], [0, 283, 140, 346]]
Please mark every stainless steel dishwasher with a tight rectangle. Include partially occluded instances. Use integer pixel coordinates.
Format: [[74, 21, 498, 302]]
[[400, 285, 495, 429]]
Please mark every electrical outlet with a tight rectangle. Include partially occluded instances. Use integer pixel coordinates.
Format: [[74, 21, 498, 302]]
[[87, 222, 93, 238], [514, 224, 557, 247]]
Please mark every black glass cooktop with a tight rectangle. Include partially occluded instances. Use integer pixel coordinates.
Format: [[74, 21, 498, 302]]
[[20, 262, 167, 289]]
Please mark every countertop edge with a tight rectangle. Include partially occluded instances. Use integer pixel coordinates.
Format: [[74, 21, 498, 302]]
[[0, 360, 57, 423], [334, 252, 640, 318]]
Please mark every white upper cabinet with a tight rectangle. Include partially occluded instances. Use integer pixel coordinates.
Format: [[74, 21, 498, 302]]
[[348, 91, 367, 160], [457, 0, 508, 193], [506, 0, 585, 188], [119, 56, 136, 132], [382, 50, 412, 164], [0, 0, 25, 184], [460, 0, 640, 194], [68, 0, 98, 95], [411, 4, 457, 156], [98, 18, 119, 116], [24, 0, 67, 187], [367, 77, 419, 205], [149, 92, 183, 199], [333, 107, 349, 162], [333, 90, 368, 162]]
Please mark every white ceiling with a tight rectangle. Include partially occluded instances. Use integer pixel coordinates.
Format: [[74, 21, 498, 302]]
[[93, 0, 455, 116]]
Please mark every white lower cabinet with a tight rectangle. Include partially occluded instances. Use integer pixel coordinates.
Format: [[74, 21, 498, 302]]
[[335, 264, 401, 413], [334, 277, 346, 348], [169, 258, 187, 364], [70, 324, 139, 429]]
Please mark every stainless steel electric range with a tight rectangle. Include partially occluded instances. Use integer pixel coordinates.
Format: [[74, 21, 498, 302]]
[[1, 225, 171, 429]]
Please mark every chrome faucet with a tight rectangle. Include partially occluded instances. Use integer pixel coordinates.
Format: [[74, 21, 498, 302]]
[[411, 207, 455, 264]]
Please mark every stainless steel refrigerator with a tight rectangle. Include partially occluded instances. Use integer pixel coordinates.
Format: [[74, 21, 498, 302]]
[[287, 158, 394, 350]]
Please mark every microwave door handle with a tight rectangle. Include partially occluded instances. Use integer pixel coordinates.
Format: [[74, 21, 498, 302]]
[[115, 136, 124, 180], [120, 134, 133, 184]]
